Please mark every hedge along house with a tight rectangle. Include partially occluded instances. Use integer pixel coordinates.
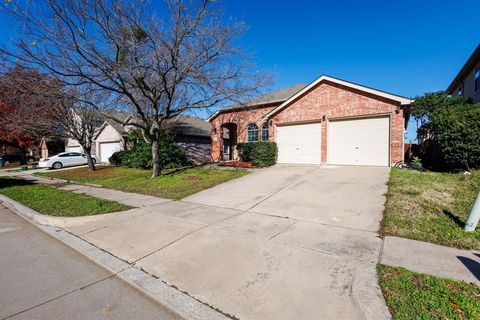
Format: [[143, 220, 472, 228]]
[[208, 75, 413, 166]]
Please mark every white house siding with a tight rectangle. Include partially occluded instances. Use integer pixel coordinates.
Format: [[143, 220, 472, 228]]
[[95, 124, 125, 162]]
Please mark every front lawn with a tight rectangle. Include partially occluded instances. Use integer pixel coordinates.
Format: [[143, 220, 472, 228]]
[[378, 265, 480, 320], [382, 168, 480, 249], [0, 178, 130, 217], [38, 166, 250, 200]]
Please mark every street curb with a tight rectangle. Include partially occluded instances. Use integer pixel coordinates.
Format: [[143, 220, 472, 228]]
[[0, 195, 229, 320]]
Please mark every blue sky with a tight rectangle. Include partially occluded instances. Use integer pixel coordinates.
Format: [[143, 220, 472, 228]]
[[1, 0, 479, 141], [221, 0, 479, 141]]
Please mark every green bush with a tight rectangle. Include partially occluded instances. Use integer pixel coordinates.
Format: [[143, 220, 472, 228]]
[[109, 130, 188, 170], [237, 142, 277, 167], [412, 92, 480, 170], [431, 104, 480, 170], [108, 150, 127, 166]]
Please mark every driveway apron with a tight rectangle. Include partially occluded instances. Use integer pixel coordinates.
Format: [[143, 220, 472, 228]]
[[62, 165, 391, 320]]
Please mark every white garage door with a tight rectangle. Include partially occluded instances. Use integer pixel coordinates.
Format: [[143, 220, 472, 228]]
[[100, 142, 123, 163], [328, 117, 390, 166], [276, 122, 321, 164], [66, 146, 83, 153]]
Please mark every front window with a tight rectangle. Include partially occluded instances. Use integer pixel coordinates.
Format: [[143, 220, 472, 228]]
[[261, 122, 269, 141], [246, 123, 258, 142], [475, 67, 480, 92]]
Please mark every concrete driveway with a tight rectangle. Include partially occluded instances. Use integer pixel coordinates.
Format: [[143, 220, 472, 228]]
[[184, 165, 389, 231], [61, 165, 391, 320]]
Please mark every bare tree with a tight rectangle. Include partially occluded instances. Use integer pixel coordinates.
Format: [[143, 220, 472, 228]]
[[1, 0, 270, 177], [52, 86, 105, 171]]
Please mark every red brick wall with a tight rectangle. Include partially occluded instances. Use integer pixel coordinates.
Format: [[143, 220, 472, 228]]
[[271, 81, 404, 165], [210, 104, 278, 162], [210, 80, 405, 165]]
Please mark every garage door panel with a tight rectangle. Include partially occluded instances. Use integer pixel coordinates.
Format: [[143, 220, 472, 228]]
[[328, 117, 389, 166], [277, 123, 321, 165], [100, 142, 123, 163]]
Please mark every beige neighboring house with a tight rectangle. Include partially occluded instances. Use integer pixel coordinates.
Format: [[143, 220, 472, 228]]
[[66, 112, 212, 164], [447, 43, 480, 103], [65, 111, 130, 162]]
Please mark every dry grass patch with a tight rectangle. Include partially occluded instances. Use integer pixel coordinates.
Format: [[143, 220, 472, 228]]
[[382, 168, 480, 249]]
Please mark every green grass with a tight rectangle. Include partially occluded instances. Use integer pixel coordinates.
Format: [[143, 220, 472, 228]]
[[378, 265, 480, 320], [383, 168, 480, 249], [0, 178, 131, 217], [38, 166, 250, 200]]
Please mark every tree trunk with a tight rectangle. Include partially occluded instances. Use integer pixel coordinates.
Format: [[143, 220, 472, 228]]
[[83, 147, 96, 171], [151, 138, 161, 178]]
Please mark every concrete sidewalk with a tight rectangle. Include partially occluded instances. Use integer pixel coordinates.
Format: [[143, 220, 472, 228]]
[[17, 174, 172, 208], [381, 236, 480, 285]]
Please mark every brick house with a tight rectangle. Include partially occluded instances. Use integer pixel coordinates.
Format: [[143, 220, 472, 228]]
[[208, 75, 412, 166]]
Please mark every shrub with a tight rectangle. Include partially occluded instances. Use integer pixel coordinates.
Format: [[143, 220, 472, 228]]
[[109, 130, 189, 170], [431, 104, 480, 170], [108, 150, 126, 166], [237, 142, 277, 167], [411, 92, 480, 171]]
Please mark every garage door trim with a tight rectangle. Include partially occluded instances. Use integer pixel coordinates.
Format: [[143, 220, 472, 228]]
[[327, 115, 391, 166], [275, 121, 322, 165], [99, 141, 123, 163]]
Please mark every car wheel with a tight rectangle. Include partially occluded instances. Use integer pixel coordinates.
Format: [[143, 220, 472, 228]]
[[52, 162, 63, 169]]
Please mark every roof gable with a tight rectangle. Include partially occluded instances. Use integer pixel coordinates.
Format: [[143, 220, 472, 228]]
[[262, 75, 413, 120], [207, 83, 307, 122]]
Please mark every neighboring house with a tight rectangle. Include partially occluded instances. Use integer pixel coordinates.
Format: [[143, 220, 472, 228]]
[[208, 74, 413, 166], [65, 110, 127, 156], [447, 43, 480, 103], [68, 112, 212, 164]]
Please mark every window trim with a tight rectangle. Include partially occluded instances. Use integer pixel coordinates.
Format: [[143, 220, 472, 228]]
[[246, 123, 259, 142], [475, 67, 480, 93], [458, 83, 464, 96], [261, 122, 269, 141]]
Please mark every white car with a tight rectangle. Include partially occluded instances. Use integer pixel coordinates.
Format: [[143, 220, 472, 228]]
[[38, 152, 97, 169]]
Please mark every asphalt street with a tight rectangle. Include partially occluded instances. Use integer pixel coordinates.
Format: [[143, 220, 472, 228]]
[[0, 205, 179, 320]]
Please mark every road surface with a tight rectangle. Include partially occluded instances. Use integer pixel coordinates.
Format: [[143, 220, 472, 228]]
[[0, 205, 179, 320]]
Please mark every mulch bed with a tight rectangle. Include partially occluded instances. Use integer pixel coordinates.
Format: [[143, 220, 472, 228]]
[[219, 161, 256, 168]]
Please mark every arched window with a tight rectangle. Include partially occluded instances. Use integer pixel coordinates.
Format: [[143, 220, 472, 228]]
[[261, 122, 269, 141], [246, 123, 258, 142]]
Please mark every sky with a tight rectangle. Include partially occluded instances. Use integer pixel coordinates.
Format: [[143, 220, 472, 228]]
[[1, 0, 479, 141]]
